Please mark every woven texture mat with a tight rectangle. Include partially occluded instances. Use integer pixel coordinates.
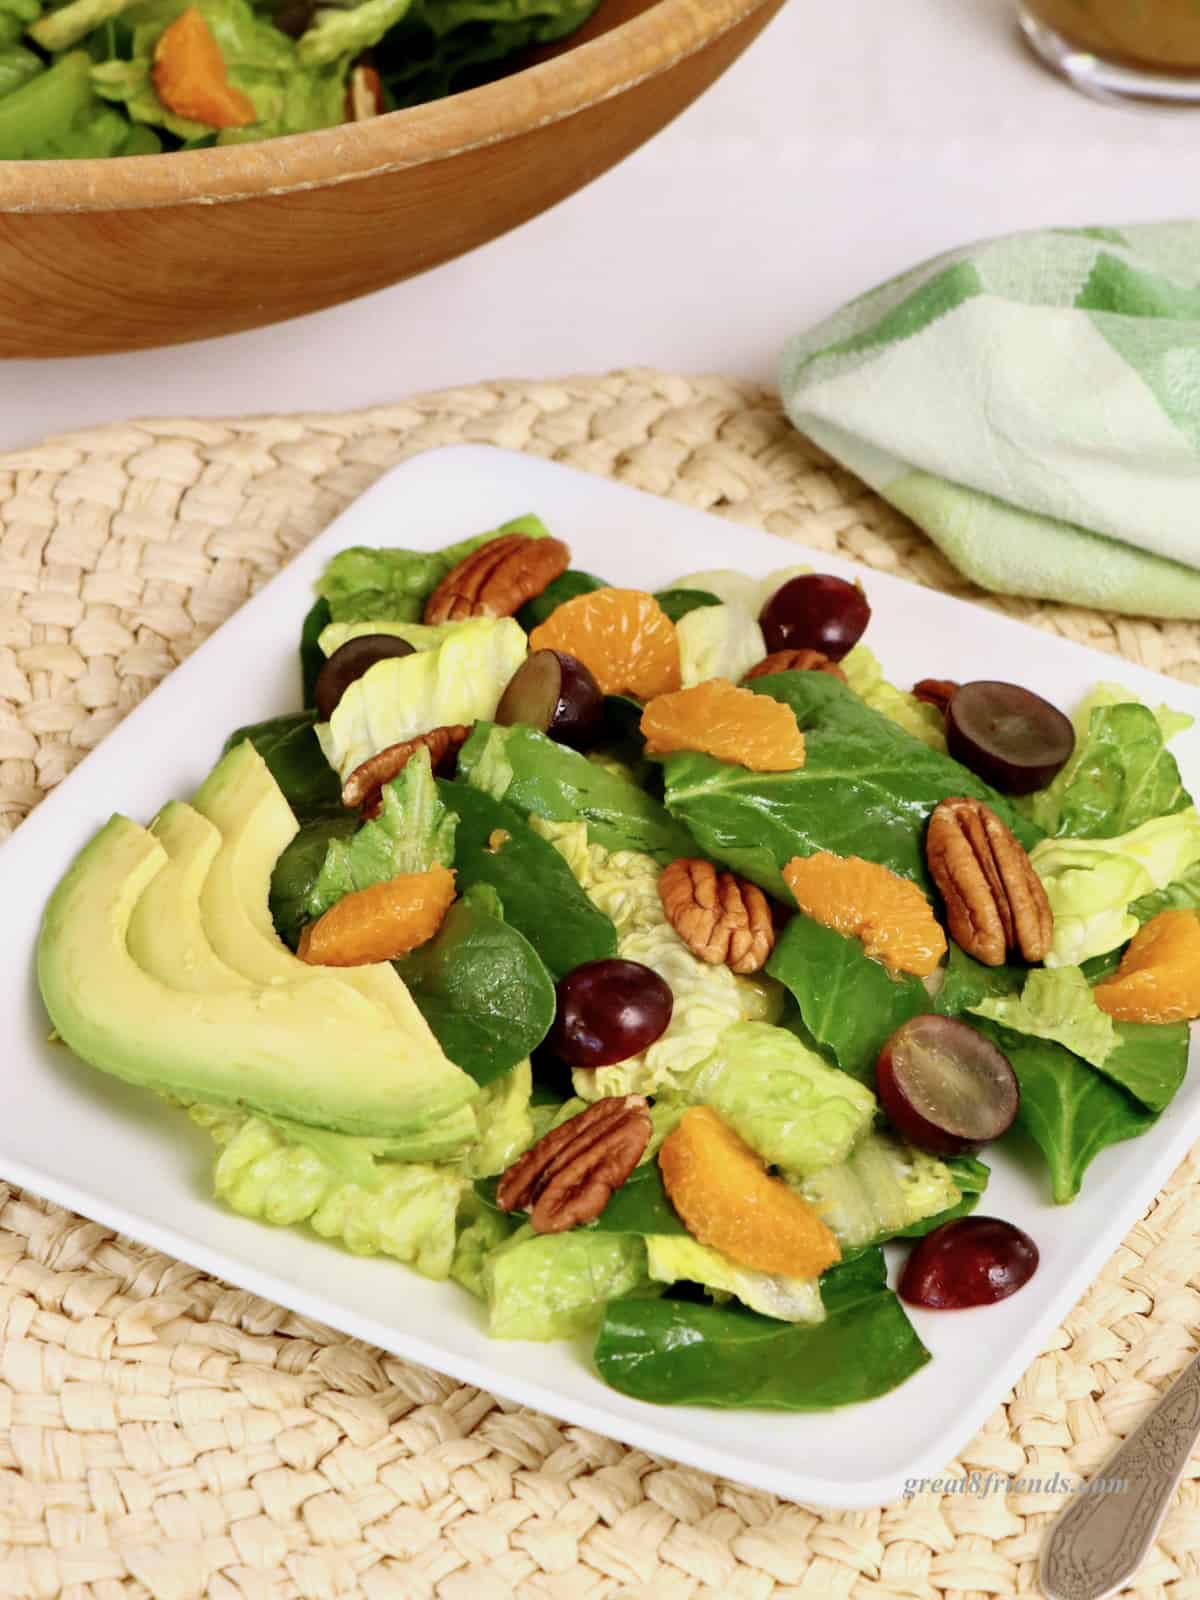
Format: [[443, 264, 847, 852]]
[[3, 370, 1200, 1600]]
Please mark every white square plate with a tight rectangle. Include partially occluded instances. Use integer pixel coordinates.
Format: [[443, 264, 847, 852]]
[[6, 445, 1199, 1510]]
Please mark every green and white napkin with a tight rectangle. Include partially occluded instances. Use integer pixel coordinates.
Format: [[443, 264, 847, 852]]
[[779, 222, 1200, 619]]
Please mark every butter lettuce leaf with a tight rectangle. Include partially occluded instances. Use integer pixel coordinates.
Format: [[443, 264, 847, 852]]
[[796, 1132, 969, 1250], [451, 1202, 516, 1299], [644, 1236, 825, 1325], [668, 565, 810, 614], [840, 644, 947, 751], [317, 515, 550, 625], [298, 0, 412, 64], [676, 603, 765, 687], [969, 966, 1116, 1070], [463, 1060, 534, 1179], [483, 1225, 648, 1340], [594, 1246, 929, 1410], [661, 673, 1041, 896]]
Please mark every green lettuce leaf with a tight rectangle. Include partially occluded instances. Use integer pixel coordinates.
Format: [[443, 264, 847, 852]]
[[668, 565, 810, 614], [224, 711, 343, 822], [652, 588, 721, 624], [0, 44, 41, 97], [317, 515, 550, 625], [1101, 1021, 1190, 1115], [795, 1131, 967, 1250], [483, 1225, 648, 1340], [459, 721, 696, 862], [676, 603, 765, 687], [30, 0, 131, 52], [766, 913, 927, 1082], [932, 944, 1029, 1016], [395, 883, 555, 1085], [0, 50, 158, 157], [594, 1246, 929, 1410], [298, 0, 411, 64], [0, 0, 39, 48], [436, 779, 617, 978], [661, 673, 1041, 897], [839, 644, 947, 751], [300, 747, 456, 926], [969, 966, 1116, 1070], [515, 569, 607, 631], [679, 1021, 877, 1177], [1028, 685, 1193, 839], [1031, 810, 1200, 966], [463, 1060, 534, 1179], [316, 617, 527, 783], [644, 1236, 825, 1325], [207, 1115, 466, 1276], [316, 618, 464, 658], [450, 1201, 516, 1299], [1130, 857, 1200, 923]]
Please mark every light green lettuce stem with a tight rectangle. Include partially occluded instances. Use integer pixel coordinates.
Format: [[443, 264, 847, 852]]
[[644, 1236, 825, 1324], [298, 0, 413, 64], [0, 49, 88, 157], [30, 0, 132, 51]]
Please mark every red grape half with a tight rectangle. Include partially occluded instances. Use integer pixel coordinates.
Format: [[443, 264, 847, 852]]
[[314, 634, 416, 721], [495, 649, 603, 748], [899, 1216, 1039, 1309], [876, 1015, 1019, 1156], [946, 680, 1075, 795]]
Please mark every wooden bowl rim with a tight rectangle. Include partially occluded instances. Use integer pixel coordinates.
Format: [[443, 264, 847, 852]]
[[0, 0, 767, 213]]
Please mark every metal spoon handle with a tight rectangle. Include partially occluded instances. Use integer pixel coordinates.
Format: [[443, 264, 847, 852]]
[[1040, 1348, 1200, 1600]]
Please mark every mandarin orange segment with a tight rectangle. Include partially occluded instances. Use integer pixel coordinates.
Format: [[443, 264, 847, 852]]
[[640, 679, 806, 772], [1093, 910, 1200, 1023], [152, 8, 257, 128], [782, 851, 947, 977], [527, 588, 681, 698], [298, 864, 455, 966], [658, 1106, 840, 1278]]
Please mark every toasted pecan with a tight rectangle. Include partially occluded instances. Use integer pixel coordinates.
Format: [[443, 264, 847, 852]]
[[345, 725, 470, 812], [423, 533, 570, 625], [659, 858, 775, 974], [743, 648, 847, 684], [926, 796, 1053, 966], [497, 1095, 652, 1233]]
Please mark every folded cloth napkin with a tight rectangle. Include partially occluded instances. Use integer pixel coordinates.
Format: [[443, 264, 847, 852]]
[[779, 221, 1200, 619]]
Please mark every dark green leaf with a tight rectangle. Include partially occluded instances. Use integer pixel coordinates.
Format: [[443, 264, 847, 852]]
[[394, 884, 555, 1085], [653, 588, 721, 624], [300, 596, 332, 709], [516, 569, 607, 631], [459, 721, 696, 862], [932, 945, 1027, 1015], [224, 711, 343, 822], [661, 673, 1041, 896], [1101, 1020, 1189, 1114], [593, 1247, 929, 1409], [893, 1156, 990, 1238], [438, 778, 617, 978], [1130, 858, 1200, 923], [269, 812, 358, 949], [766, 915, 927, 1082], [1038, 703, 1191, 840], [584, 1162, 688, 1237]]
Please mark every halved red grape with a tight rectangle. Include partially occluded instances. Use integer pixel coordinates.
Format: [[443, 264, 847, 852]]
[[495, 649, 603, 748], [758, 574, 870, 662], [314, 634, 416, 720], [899, 1216, 1039, 1309], [876, 1015, 1018, 1156], [946, 680, 1075, 795], [549, 958, 673, 1069]]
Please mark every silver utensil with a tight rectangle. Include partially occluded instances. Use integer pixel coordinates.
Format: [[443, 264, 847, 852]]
[[1040, 1348, 1200, 1600]]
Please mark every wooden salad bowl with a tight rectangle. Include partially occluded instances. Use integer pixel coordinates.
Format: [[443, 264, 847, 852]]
[[0, 0, 785, 357]]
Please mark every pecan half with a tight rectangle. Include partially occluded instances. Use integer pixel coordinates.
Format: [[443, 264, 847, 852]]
[[926, 797, 1053, 966], [913, 678, 959, 715], [659, 857, 775, 974], [423, 533, 570, 625], [345, 725, 470, 811], [743, 648, 847, 684], [497, 1096, 652, 1233]]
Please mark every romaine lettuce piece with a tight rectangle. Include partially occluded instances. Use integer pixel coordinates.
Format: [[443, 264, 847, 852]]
[[668, 565, 811, 614], [482, 1225, 648, 1340], [644, 1236, 825, 1324], [0, 0, 38, 47], [0, 50, 155, 158], [676, 604, 765, 687], [0, 45, 40, 98], [30, 0, 130, 51], [680, 1021, 876, 1177], [795, 1131, 965, 1249], [209, 1116, 466, 1277], [463, 1060, 534, 1179], [450, 1202, 516, 1299], [316, 515, 550, 626], [1032, 810, 1200, 965], [298, 0, 411, 64], [316, 617, 527, 783], [969, 966, 1116, 1069], [839, 645, 947, 751]]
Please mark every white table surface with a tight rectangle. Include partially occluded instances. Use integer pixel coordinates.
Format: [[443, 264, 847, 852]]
[[3, 0, 1198, 450]]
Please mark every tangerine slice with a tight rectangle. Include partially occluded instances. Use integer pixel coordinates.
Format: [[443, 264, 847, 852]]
[[659, 1106, 840, 1278], [783, 851, 947, 977], [1093, 910, 1200, 1023], [298, 864, 455, 966], [528, 588, 680, 698], [640, 679, 806, 772]]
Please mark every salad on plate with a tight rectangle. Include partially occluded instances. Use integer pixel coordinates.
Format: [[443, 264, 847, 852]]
[[37, 514, 1200, 1413]]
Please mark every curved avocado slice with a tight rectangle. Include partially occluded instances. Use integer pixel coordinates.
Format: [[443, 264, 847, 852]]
[[37, 815, 477, 1137], [129, 801, 248, 993], [192, 741, 422, 1033]]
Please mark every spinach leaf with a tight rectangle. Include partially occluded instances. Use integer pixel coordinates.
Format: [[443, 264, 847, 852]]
[[653, 588, 721, 623], [933, 945, 1027, 1015], [516, 569, 607, 630], [979, 1021, 1158, 1204], [1102, 1021, 1190, 1114], [1051, 704, 1191, 840], [766, 914, 927, 1082], [459, 721, 696, 862], [394, 884, 555, 1085], [300, 596, 332, 709], [593, 1244, 929, 1409], [584, 1162, 687, 1237], [661, 673, 1041, 895], [224, 710, 343, 821], [270, 812, 358, 949], [893, 1155, 990, 1238], [1130, 857, 1200, 923], [438, 779, 616, 977]]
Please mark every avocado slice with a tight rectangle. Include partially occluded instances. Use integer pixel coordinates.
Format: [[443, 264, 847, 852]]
[[191, 740, 418, 1031], [129, 801, 248, 993], [37, 815, 478, 1138]]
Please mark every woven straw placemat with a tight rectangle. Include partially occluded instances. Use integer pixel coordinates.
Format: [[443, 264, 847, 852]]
[[3, 369, 1200, 1600]]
